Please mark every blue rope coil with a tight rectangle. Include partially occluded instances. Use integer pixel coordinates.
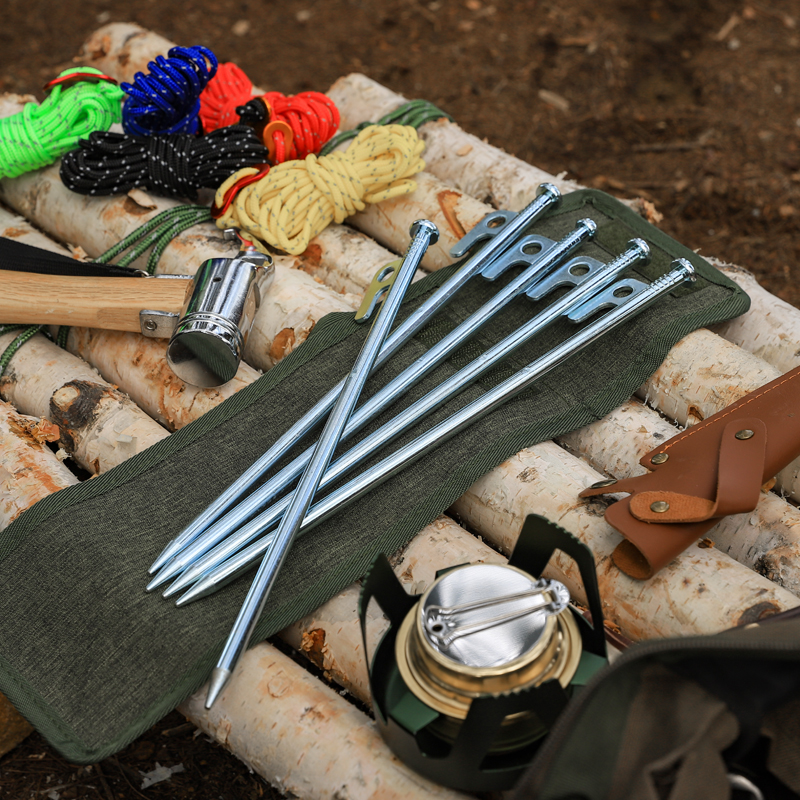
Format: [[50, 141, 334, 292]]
[[121, 46, 218, 136]]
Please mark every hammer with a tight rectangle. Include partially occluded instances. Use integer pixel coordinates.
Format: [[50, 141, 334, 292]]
[[0, 232, 273, 387]]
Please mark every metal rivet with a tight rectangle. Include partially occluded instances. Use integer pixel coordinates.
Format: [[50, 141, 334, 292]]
[[144, 319, 158, 332], [650, 500, 670, 513], [590, 479, 617, 489], [735, 429, 754, 440], [651, 453, 669, 464]]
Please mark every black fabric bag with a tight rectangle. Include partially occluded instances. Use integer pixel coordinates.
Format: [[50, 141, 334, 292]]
[[513, 609, 800, 800]]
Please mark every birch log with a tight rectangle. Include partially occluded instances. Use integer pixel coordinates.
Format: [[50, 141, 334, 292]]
[[327, 73, 656, 221], [449, 440, 800, 639], [180, 642, 469, 800], [710, 259, 800, 374], [0, 400, 77, 530], [558, 399, 800, 596], [635, 329, 800, 498], [0, 329, 168, 474]]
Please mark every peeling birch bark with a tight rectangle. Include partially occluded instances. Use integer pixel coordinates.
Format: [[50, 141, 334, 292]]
[[0, 209, 261, 429], [449, 440, 800, 640], [351, 171, 491, 271], [295, 224, 425, 295], [243, 264, 358, 370], [0, 400, 77, 530], [558, 399, 800, 596], [0, 330, 168, 474], [710, 260, 800, 374], [180, 642, 470, 800], [280, 515, 505, 704]]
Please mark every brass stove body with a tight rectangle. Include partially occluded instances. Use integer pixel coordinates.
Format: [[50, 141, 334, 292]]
[[358, 514, 609, 792]]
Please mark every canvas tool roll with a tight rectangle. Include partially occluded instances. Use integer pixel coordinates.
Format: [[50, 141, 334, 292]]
[[580, 365, 800, 579], [0, 190, 748, 763]]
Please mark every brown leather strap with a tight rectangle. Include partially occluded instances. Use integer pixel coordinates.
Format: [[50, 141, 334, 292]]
[[579, 365, 800, 578]]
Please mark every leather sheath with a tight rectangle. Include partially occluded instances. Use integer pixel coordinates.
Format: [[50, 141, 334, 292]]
[[579, 364, 800, 579]]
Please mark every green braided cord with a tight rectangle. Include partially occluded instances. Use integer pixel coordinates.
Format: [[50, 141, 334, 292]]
[[0, 326, 43, 378], [0, 69, 123, 180], [95, 206, 212, 273], [145, 207, 213, 273], [56, 326, 70, 349], [319, 99, 454, 156]]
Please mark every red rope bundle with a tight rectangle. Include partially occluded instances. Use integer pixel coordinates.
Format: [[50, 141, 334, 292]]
[[199, 62, 339, 162], [199, 62, 252, 131]]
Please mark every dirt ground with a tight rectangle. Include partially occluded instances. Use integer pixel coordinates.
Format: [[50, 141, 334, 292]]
[[1, 0, 799, 797]]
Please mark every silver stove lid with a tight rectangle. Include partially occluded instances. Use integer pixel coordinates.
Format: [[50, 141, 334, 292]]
[[420, 564, 569, 669]]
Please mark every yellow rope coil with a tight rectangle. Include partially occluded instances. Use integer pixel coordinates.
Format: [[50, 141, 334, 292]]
[[214, 124, 425, 255]]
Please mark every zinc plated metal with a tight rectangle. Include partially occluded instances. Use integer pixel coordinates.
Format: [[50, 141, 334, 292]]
[[148, 183, 562, 577], [204, 219, 439, 709], [165, 246, 271, 387], [152, 218, 598, 594], [174, 241, 671, 605]]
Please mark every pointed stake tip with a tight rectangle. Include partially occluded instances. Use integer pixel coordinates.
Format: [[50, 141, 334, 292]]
[[205, 668, 231, 709]]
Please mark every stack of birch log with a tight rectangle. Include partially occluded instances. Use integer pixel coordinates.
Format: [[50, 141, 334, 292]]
[[2, 22, 800, 798]]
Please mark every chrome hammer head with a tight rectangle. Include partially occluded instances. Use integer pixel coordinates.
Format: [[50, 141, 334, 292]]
[[165, 232, 274, 387]]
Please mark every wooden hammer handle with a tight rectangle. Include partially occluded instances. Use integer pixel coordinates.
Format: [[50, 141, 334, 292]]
[[0, 272, 191, 332]]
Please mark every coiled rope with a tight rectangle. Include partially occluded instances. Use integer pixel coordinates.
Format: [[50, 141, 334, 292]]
[[214, 123, 425, 255], [198, 62, 339, 161], [60, 125, 269, 199], [122, 46, 218, 136], [0, 69, 123, 179]]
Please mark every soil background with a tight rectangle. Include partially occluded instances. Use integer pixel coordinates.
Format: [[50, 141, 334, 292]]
[[0, 0, 799, 798]]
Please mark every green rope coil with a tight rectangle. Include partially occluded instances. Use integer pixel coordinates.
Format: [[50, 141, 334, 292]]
[[0, 69, 124, 180], [319, 99, 454, 156]]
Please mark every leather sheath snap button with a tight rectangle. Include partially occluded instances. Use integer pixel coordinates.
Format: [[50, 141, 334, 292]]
[[651, 452, 669, 464], [650, 500, 670, 513], [590, 478, 617, 489], [735, 429, 755, 440]]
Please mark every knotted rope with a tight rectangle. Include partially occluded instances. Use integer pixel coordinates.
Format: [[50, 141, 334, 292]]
[[122, 46, 218, 136], [213, 124, 425, 255], [0, 69, 123, 179], [60, 125, 268, 199]]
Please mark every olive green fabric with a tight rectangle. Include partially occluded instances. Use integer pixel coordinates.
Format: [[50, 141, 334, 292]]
[[0, 190, 749, 762]]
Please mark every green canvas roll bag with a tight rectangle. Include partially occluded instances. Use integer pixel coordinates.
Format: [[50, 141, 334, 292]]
[[0, 190, 749, 762], [512, 608, 800, 800]]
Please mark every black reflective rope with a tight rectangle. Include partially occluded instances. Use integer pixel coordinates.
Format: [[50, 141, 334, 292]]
[[60, 124, 269, 199]]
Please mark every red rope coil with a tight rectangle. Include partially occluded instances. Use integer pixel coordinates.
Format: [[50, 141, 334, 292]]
[[199, 63, 339, 162]]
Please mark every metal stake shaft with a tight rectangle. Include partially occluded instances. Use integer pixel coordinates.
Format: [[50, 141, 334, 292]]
[[205, 220, 438, 708], [149, 184, 561, 575], [168, 235, 647, 598], [180, 251, 690, 606], [151, 218, 596, 593]]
